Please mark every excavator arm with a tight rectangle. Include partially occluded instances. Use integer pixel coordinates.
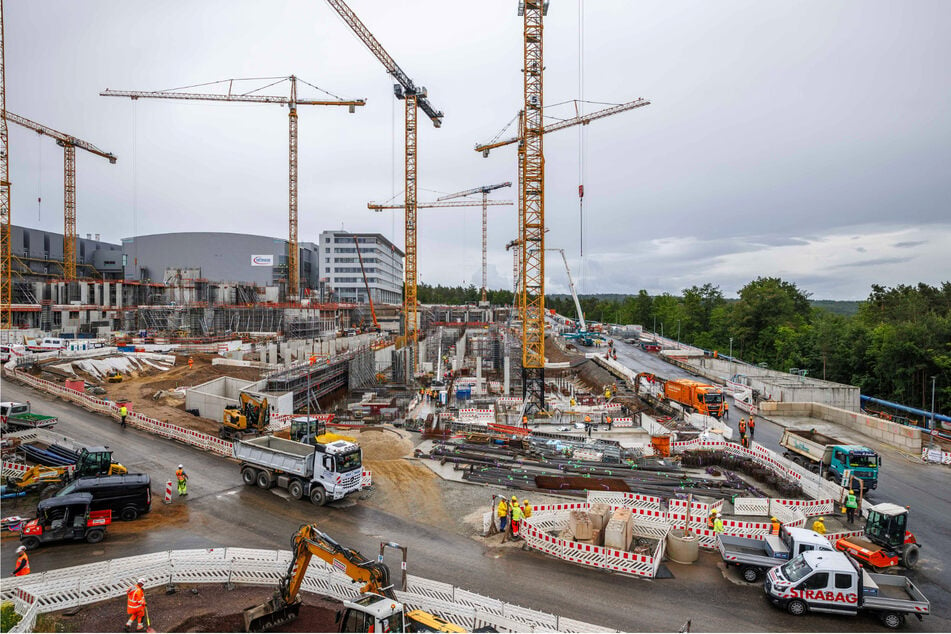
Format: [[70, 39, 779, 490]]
[[244, 523, 394, 632]]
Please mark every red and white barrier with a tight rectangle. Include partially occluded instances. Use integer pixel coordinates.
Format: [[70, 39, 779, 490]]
[[164, 481, 173, 504]]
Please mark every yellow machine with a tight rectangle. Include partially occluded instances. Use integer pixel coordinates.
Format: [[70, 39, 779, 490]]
[[107, 372, 123, 383], [6, 448, 127, 493], [244, 524, 466, 633], [221, 393, 270, 441]]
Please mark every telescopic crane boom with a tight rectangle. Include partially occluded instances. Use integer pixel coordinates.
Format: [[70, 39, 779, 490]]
[[547, 248, 585, 332], [4, 112, 117, 282], [324, 0, 443, 359], [101, 77, 364, 302]]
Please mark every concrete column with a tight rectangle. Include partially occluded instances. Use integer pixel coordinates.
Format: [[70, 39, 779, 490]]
[[116, 283, 123, 309], [503, 356, 511, 396], [103, 282, 110, 308], [80, 282, 89, 305]]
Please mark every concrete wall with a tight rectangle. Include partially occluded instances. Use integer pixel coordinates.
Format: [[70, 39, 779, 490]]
[[760, 401, 922, 454], [185, 376, 259, 419]]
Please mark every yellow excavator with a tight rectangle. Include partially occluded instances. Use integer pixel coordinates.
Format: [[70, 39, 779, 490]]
[[6, 447, 128, 493], [221, 393, 270, 441], [244, 523, 466, 633]]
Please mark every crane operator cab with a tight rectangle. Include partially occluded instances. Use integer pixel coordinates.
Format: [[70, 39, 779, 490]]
[[337, 593, 467, 633]]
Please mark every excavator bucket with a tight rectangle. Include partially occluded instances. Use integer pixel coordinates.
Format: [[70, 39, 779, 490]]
[[243, 594, 301, 633]]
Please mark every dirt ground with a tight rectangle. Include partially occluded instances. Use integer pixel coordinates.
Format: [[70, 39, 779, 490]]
[[33, 583, 342, 633]]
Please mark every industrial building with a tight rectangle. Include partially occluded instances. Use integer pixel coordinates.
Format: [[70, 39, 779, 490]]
[[10, 224, 123, 281]]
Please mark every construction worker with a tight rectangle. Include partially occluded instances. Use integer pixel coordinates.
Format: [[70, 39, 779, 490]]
[[119, 404, 128, 429], [497, 496, 509, 533], [740, 435, 750, 449], [606, 416, 613, 430], [723, 400, 729, 421], [706, 509, 718, 529], [738, 418, 747, 437], [812, 517, 827, 535], [175, 464, 188, 497], [12, 545, 30, 576], [522, 415, 529, 429], [845, 490, 858, 525], [510, 495, 524, 537], [712, 514, 724, 534], [125, 578, 147, 632], [188, 356, 194, 370], [521, 499, 532, 520], [770, 517, 781, 536], [747, 417, 756, 439]]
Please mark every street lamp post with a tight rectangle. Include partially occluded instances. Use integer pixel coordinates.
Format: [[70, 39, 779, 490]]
[[677, 320, 681, 344], [729, 337, 733, 358]]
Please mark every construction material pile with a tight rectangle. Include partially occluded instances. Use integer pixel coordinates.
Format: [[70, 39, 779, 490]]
[[559, 504, 658, 555], [680, 450, 805, 498]]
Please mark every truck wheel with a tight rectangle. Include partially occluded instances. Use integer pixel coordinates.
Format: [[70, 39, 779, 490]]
[[287, 480, 304, 500], [256, 472, 272, 489], [241, 467, 257, 485], [902, 543, 920, 568], [310, 487, 327, 507], [120, 506, 139, 522], [741, 566, 760, 583], [86, 529, 105, 544], [21, 536, 40, 551], [880, 612, 905, 629], [40, 484, 61, 500], [786, 599, 807, 616]]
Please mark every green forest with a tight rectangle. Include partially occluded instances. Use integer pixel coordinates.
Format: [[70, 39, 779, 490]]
[[417, 279, 951, 417]]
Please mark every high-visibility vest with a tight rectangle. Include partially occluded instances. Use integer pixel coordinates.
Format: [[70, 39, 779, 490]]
[[176, 468, 186, 482], [127, 586, 145, 612], [738, 420, 747, 432], [522, 503, 532, 519], [14, 553, 30, 576], [846, 493, 858, 509], [748, 418, 755, 429], [511, 506, 524, 522], [771, 521, 781, 535], [497, 500, 508, 518], [120, 406, 128, 417], [713, 518, 724, 534]]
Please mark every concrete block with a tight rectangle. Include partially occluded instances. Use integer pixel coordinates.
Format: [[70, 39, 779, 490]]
[[588, 503, 612, 531], [569, 510, 592, 541], [612, 508, 634, 546], [604, 518, 628, 551]]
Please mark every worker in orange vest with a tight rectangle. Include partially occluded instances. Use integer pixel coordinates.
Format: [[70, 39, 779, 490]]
[[747, 417, 756, 439], [124, 578, 147, 632], [738, 418, 747, 440], [188, 356, 194, 370], [12, 545, 30, 576], [770, 517, 781, 535]]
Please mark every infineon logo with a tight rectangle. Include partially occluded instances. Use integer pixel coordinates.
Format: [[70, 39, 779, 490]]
[[251, 254, 274, 267]]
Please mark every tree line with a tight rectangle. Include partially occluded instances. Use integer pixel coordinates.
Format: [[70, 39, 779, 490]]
[[417, 279, 951, 416]]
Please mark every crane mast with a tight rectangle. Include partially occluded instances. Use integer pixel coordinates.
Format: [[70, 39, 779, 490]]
[[520, 0, 548, 413], [101, 78, 364, 302], [0, 0, 10, 328], [437, 181, 512, 303], [4, 112, 117, 282], [324, 0, 442, 366]]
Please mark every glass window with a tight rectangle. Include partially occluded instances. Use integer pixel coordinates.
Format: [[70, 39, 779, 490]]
[[336, 450, 362, 472], [341, 608, 369, 633], [780, 556, 812, 583], [835, 573, 852, 589], [802, 572, 828, 590]]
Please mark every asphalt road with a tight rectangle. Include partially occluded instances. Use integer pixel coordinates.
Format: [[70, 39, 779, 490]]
[[2, 376, 949, 632]]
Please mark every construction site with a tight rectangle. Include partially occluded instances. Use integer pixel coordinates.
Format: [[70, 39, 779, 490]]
[[2, 2, 949, 634]]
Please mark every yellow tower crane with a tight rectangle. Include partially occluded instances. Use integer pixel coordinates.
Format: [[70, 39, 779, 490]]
[[4, 112, 117, 282], [101, 77, 364, 302], [1, 0, 10, 329], [436, 182, 513, 305], [323, 0, 443, 362]]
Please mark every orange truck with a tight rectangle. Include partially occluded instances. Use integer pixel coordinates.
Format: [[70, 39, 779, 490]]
[[663, 379, 724, 418]]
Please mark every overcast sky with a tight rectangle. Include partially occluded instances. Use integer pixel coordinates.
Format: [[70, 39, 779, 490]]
[[6, 1, 950, 300]]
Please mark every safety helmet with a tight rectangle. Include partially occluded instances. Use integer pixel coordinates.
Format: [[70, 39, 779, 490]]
[[16, 545, 26, 553], [137, 578, 146, 585], [710, 509, 718, 515], [523, 499, 530, 504], [771, 517, 778, 521], [849, 490, 854, 494], [818, 517, 825, 521], [511, 495, 518, 501], [178, 464, 183, 469]]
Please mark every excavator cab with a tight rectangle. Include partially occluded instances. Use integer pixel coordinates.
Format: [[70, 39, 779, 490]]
[[338, 594, 406, 633], [74, 447, 127, 478], [222, 394, 270, 440], [836, 502, 919, 569], [866, 504, 910, 551]]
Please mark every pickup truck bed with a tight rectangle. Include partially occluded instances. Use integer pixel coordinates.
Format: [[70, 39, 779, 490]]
[[718, 534, 788, 566], [864, 573, 930, 614]]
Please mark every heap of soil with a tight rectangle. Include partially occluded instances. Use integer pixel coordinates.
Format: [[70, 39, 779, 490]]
[[352, 428, 412, 461], [37, 584, 341, 633]]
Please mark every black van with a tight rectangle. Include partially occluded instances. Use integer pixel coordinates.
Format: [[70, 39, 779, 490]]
[[54, 474, 152, 521]]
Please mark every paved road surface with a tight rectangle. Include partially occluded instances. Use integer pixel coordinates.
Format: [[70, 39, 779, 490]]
[[2, 378, 948, 632]]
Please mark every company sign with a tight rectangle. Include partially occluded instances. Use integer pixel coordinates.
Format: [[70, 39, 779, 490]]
[[251, 254, 274, 267]]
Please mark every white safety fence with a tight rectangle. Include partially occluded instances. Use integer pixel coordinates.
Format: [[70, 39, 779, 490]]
[[0, 548, 616, 634]]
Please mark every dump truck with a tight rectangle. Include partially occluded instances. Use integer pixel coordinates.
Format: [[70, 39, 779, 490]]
[[779, 429, 879, 490], [1, 401, 58, 431], [718, 526, 834, 582], [634, 373, 724, 418], [233, 435, 362, 507], [765, 550, 930, 629]]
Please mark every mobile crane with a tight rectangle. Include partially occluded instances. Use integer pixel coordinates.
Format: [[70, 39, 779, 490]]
[[244, 523, 465, 632], [547, 248, 592, 346]]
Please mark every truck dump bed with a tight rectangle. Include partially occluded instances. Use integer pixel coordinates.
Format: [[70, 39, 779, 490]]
[[233, 435, 314, 478]]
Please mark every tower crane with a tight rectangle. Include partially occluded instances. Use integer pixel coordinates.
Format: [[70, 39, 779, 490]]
[[4, 112, 117, 282], [323, 0, 443, 360], [437, 181, 512, 304], [101, 76, 365, 302], [1, 0, 11, 329]]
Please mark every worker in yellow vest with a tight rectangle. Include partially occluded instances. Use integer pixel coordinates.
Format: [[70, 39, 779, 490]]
[[497, 497, 509, 533]]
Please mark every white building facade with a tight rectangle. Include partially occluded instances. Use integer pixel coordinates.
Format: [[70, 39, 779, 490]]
[[318, 231, 404, 305]]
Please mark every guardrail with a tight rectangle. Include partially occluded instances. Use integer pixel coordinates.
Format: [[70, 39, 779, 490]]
[[0, 548, 617, 633]]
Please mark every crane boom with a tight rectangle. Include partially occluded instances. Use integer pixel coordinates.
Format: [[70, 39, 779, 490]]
[[367, 199, 512, 210], [102, 77, 364, 302], [548, 248, 585, 332], [5, 112, 117, 163], [324, 0, 443, 127], [474, 97, 650, 156], [436, 181, 512, 201]]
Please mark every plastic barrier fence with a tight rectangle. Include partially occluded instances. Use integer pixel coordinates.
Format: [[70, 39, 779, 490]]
[[0, 548, 616, 634]]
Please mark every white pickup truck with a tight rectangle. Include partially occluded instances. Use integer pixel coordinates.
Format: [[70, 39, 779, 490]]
[[765, 550, 930, 629], [718, 527, 833, 582]]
